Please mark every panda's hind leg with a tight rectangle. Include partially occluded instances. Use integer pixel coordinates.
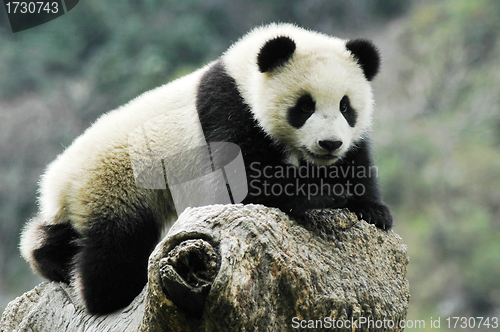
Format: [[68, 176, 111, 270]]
[[20, 216, 80, 284], [73, 207, 161, 315]]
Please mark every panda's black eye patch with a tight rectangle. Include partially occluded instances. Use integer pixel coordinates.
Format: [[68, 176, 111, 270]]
[[288, 94, 316, 129], [340, 95, 357, 127]]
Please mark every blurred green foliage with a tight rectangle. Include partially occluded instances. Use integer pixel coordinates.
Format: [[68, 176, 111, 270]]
[[0, 0, 410, 107], [374, 0, 500, 322]]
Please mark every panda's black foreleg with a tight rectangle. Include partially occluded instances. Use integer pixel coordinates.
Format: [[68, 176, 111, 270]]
[[345, 174, 393, 230], [283, 194, 349, 217], [74, 208, 161, 315], [244, 175, 349, 217]]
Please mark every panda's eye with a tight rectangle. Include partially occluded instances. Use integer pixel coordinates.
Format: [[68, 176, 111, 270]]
[[288, 94, 316, 128], [301, 102, 314, 113], [298, 94, 315, 114], [340, 95, 349, 113], [340, 95, 357, 128]]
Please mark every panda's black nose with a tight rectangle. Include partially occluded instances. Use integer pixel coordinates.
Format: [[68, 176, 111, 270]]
[[319, 140, 343, 152]]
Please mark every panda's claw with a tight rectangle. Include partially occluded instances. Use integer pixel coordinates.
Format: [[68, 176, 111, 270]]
[[347, 201, 392, 230]]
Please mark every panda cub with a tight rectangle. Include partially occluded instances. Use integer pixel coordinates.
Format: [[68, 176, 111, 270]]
[[21, 23, 392, 315]]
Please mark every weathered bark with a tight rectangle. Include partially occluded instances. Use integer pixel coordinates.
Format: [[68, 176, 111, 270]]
[[0, 282, 145, 332], [1, 204, 409, 332]]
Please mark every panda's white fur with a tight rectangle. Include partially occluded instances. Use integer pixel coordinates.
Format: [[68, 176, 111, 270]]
[[20, 69, 206, 255], [20, 23, 391, 315]]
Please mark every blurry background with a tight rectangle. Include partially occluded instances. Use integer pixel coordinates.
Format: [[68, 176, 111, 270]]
[[1, 0, 499, 329]]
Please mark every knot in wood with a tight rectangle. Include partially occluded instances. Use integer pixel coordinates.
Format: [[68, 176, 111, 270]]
[[159, 239, 219, 315]]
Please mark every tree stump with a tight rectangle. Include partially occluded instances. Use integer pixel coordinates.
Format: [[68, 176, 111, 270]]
[[1, 204, 409, 332]]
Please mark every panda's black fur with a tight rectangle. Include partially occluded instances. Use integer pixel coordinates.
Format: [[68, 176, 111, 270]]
[[21, 24, 392, 315], [198, 46, 391, 226], [32, 223, 79, 283], [30, 206, 162, 314]]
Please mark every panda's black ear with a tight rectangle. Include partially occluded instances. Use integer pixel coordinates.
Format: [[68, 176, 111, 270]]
[[346, 39, 380, 81], [257, 36, 296, 73]]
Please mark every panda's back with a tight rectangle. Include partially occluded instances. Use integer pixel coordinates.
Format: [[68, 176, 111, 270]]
[[38, 64, 212, 229]]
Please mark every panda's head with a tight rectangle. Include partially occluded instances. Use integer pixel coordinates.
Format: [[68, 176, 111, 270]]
[[232, 26, 380, 166]]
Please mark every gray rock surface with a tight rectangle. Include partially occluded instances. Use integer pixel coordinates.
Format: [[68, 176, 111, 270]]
[[1, 204, 409, 332]]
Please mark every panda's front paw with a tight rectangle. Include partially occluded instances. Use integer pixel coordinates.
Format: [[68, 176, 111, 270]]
[[348, 201, 393, 230], [288, 194, 348, 217], [324, 194, 349, 209]]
